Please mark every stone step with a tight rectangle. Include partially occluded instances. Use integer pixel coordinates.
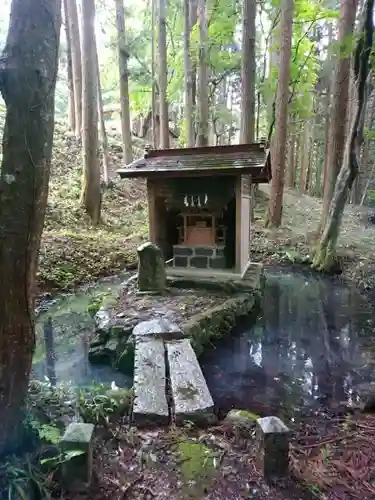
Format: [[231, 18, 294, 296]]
[[133, 338, 169, 426], [166, 339, 215, 425]]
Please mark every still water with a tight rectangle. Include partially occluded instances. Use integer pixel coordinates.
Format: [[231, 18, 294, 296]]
[[200, 269, 375, 418]]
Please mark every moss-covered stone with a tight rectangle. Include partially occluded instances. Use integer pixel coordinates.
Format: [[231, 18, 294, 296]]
[[115, 343, 135, 374], [177, 439, 216, 481], [184, 293, 260, 356]]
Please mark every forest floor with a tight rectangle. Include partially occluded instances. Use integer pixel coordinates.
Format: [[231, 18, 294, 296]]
[[38, 124, 148, 292], [251, 185, 375, 295], [62, 408, 375, 500]]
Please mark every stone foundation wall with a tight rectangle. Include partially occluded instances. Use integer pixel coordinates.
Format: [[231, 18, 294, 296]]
[[173, 245, 226, 270]]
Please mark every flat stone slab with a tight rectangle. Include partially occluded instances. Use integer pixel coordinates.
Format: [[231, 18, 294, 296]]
[[241, 262, 265, 289], [167, 339, 215, 424], [133, 318, 184, 341], [133, 338, 169, 426]]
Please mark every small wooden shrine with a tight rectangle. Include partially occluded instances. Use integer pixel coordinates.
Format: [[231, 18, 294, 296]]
[[117, 143, 271, 278]]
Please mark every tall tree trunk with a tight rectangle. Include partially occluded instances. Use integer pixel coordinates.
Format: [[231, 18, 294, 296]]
[[265, 0, 294, 227], [313, 0, 373, 271], [151, 0, 157, 148], [63, 0, 75, 132], [94, 39, 110, 186], [115, 0, 133, 162], [320, 0, 358, 226], [0, 0, 61, 454], [80, 0, 101, 224], [196, 0, 209, 146], [189, 0, 198, 120], [183, 0, 194, 146], [158, 0, 169, 149], [66, 0, 81, 138], [240, 0, 256, 143]]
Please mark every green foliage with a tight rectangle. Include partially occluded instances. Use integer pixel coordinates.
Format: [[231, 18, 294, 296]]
[[77, 385, 133, 424]]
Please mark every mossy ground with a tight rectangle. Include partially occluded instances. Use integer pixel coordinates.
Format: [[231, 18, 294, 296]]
[[38, 124, 148, 292]]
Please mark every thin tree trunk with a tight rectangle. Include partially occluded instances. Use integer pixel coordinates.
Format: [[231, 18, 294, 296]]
[[115, 0, 133, 162], [360, 158, 375, 204], [94, 40, 109, 186], [196, 0, 209, 146], [265, 0, 294, 227], [80, 0, 101, 224], [0, 0, 61, 454], [299, 119, 310, 194], [63, 0, 75, 132], [286, 123, 296, 188], [158, 0, 170, 149], [66, 0, 81, 138], [320, 0, 358, 226], [183, 0, 194, 146], [151, 0, 157, 148], [313, 0, 373, 271]]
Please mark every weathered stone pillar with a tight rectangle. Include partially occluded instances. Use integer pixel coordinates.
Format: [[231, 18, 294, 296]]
[[137, 242, 166, 293], [60, 423, 94, 492], [256, 416, 290, 482]]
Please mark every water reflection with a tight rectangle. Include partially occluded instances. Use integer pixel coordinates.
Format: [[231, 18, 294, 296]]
[[200, 270, 375, 418], [31, 274, 132, 389]]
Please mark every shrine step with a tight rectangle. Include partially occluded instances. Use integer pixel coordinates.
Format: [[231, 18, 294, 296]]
[[133, 338, 169, 426], [166, 339, 216, 425]]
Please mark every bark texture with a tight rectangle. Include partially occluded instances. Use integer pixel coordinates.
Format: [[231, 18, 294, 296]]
[[313, 0, 374, 271], [320, 0, 358, 226], [158, 0, 170, 149], [240, 0, 256, 144], [80, 0, 101, 224], [0, 0, 61, 454], [66, 0, 81, 138], [196, 0, 209, 146], [183, 0, 194, 147], [63, 0, 75, 132], [265, 0, 294, 227], [115, 0, 133, 163]]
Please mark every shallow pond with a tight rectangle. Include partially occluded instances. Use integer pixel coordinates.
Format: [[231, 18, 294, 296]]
[[32, 267, 375, 418], [31, 273, 132, 389], [200, 269, 375, 419]]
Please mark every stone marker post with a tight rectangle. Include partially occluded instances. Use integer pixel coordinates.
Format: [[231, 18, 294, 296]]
[[60, 423, 94, 492], [256, 416, 290, 482], [44, 317, 56, 386], [137, 242, 166, 293]]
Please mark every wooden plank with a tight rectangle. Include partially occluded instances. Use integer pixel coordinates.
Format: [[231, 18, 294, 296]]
[[167, 339, 215, 425], [133, 339, 169, 426], [147, 180, 156, 243]]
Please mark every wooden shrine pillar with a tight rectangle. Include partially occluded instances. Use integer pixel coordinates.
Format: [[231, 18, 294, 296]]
[[235, 175, 251, 274], [147, 179, 157, 243]]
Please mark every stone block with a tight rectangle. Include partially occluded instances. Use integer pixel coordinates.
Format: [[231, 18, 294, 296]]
[[195, 247, 215, 257], [242, 262, 265, 290], [190, 256, 208, 269], [133, 318, 184, 341], [137, 242, 166, 293], [215, 247, 225, 257], [209, 256, 226, 269], [256, 416, 290, 481], [133, 339, 169, 426], [174, 256, 188, 267], [60, 423, 94, 492], [174, 246, 193, 256], [167, 339, 215, 425]]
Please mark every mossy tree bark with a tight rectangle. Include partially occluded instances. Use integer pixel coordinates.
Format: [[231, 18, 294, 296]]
[[313, 0, 374, 272], [0, 0, 61, 454]]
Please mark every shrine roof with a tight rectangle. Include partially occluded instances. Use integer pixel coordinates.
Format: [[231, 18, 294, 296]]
[[117, 143, 271, 182]]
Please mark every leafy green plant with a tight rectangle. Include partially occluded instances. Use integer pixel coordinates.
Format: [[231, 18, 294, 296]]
[[77, 385, 133, 424]]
